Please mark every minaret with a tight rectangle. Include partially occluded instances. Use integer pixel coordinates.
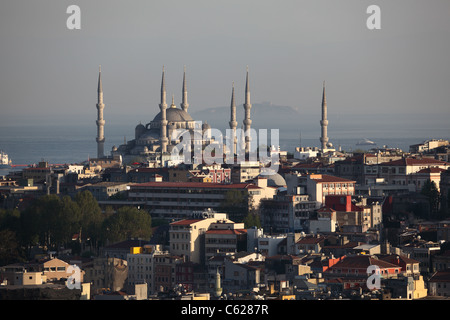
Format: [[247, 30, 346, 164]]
[[229, 82, 238, 155], [180, 66, 189, 113], [214, 268, 223, 298], [320, 81, 329, 151], [243, 67, 252, 153], [159, 67, 168, 153], [96, 66, 105, 158]]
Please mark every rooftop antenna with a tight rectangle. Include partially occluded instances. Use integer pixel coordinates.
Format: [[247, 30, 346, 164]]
[[299, 131, 302, 149]]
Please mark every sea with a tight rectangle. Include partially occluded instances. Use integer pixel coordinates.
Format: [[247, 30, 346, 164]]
[[0, 122, 448, 177]]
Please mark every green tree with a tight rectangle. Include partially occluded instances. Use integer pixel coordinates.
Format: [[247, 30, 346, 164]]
[[0, 208, 21, 232], [421, 179, 440, 216], [102, 207, 152, 243], [75, 190, 104, 247], [243, 212, 261, 229], [0, 209, 25, 264], [57, 195, 82, 246], [32, 195, 62, 248], [219, 189, 248, 222], [0, 229, 23, 265]]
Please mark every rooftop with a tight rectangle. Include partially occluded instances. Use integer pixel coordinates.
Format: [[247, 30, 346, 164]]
[[170, 219, 203, 226], [296, 236, 326, 245], [130, 181, 254, 189], [205, 229, 247, 235], [429, 269, 450, 283], [379, 157, 449, 167], [329, 255, 400, 270], [309, 174, 356, 184]]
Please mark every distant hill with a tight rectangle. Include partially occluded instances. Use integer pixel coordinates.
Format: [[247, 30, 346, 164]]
[[190, 102, 318, 139]]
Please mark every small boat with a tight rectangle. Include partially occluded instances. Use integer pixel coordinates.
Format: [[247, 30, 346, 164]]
[[356, 138, 376, 146], [0, 150, 12, 168]]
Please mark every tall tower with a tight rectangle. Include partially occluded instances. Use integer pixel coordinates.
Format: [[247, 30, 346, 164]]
[[96, 66, 106, 158], [229, 82, 238, 156], [320, 81, 329, 151], [214, 268, 223, 298], [243, 67, 252, 153], [159, 67, 168, 153], [180, 66, 189, 113]]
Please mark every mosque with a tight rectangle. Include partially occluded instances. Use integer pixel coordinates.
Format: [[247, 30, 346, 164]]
[[95, 66, 253, 166]]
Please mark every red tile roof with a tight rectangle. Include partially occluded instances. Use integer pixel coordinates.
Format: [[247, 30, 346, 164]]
[[379, 157, 449, 167], [170, 219, 203, 226], [329, 255, 400, 270], [416, 167, 446, 174], [311, 174, 356, 184], [429, 269, 450, 282], [130, 181, 253, 189], [318, 207, 336, 213], [378, 254, 419, 266], [296, 236, 326, 245], [205, 229, 247, 235]]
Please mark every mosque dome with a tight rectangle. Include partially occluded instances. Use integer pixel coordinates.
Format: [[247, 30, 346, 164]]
[[136, 129, 160, 144], [152, 108, 193, 122], [257, 170, 287, 188], [135, 123, 146, 139]]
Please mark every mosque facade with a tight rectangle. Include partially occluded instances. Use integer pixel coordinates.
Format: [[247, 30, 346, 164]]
[[96, 66, 253, 166]]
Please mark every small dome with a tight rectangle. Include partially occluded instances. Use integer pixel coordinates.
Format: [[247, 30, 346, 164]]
[[137, 129, 160, 143], [135, 123, 146, 139], [257, 169, 286, 187]]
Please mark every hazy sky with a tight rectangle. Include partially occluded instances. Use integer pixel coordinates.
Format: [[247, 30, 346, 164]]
[[1, 0, 449, 134]]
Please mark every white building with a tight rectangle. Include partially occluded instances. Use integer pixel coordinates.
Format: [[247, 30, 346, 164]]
[[293, 147, 319, 161], [126, 244, 166, 295], [169, 212, 230, 264], [285, 173, 356, 204], [257, 234, 286, 257]]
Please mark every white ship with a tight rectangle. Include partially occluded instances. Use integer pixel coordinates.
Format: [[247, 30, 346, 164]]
[[0, 150, 12, 168], [356, 138, 376, 146]]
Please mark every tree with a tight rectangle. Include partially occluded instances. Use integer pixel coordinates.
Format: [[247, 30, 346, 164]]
[[421, 179, 440, 216], [243, 212, 261, 229], [102, 207, 152, 243], [30, 195, 62, 248], [0, 209, 24, 264], [58, 195, 82, 246], [0, 229, 23, 265], [219, 189, 249, 222], [75, 190, 104, 247]]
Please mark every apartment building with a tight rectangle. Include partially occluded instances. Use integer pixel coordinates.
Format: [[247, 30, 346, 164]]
[[428, 269, 450, 297], [205, 220, 247, 261], [285, 173, 356, 204], [231, 161, 261, 183], [126, 244, 182, 295], [401, 240, 442, 274], [84, 257, 128, 294], [409, 139, 449, 154], [169, 163, 232, 184], [260, 194, 319, 233], [169, 212, 230, 264], [324, 195, 383, 233], [364, 157, 449, 189], [128, 179, 276, 220]]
